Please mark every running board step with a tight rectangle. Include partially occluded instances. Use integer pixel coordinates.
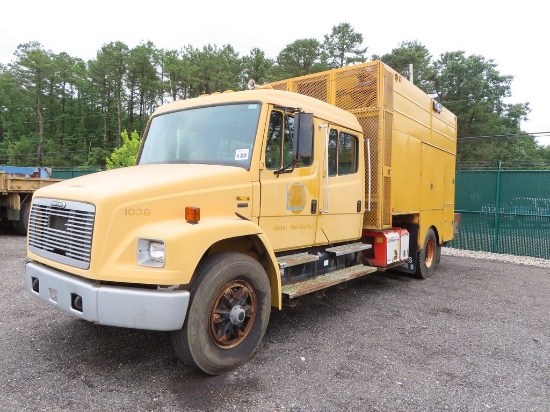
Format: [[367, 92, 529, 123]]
[[277, 252, 319, 268], [325, 242, 372, 256], [281, 264, 378, 299]]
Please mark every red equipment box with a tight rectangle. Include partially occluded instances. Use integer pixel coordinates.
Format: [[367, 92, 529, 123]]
[[362, 228, 409, 267]]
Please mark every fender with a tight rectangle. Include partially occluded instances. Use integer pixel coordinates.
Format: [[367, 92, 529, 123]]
[[189, 217, 281, 309], [84, 216, 282, 307]]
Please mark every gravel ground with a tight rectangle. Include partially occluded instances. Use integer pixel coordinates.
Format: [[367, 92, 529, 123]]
[[442, 247, 550, 268], [1, 228, 549, 411]]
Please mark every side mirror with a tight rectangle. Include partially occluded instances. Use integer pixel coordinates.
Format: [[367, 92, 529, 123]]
[[293, 113, 313, 165]]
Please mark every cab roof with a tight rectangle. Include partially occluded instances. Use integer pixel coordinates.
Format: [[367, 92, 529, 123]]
[[152, 88, 361, 132]]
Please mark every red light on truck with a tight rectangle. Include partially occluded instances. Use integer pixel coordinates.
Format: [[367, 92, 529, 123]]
[[185, 207, 200, 224]]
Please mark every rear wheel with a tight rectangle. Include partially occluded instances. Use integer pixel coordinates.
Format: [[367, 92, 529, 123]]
[[415, 228, 437, 279], [12, 199, 31, 235], [171, 252, 271, 375]]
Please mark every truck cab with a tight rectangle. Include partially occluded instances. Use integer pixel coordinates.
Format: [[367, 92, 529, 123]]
[[25, 88, 371, 375]]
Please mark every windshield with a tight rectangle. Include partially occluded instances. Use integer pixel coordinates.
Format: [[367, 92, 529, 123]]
[[138, 102, 261, 169]]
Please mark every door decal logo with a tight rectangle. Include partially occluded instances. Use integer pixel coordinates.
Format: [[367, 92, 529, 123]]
[[287, 183, 306, 211]]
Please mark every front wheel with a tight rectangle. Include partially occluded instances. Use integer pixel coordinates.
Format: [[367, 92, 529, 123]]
[[171, 252, 271, 375], [415, 228, 437, 279]]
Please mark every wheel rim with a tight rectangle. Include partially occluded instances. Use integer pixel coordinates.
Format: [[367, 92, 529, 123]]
[[209, 280, 257, 349], [425, 236, 435, 268]]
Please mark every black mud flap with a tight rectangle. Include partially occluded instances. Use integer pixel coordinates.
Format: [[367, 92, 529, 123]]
[[393, 223, 419, 274]]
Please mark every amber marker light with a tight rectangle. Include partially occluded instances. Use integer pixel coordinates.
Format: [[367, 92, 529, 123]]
[[185, 206, 200, 224]]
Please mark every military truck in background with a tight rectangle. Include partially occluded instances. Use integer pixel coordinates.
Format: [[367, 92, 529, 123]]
[[24, 61, 459, 375], [0, 167, 61, 234]]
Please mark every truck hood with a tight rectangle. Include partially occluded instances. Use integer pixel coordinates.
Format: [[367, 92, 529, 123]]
[[34, 164, 253, 203], [28, 163, 257, 285]]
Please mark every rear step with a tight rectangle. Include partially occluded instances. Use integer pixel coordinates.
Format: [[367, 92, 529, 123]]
[[281, 264, 377, 299]]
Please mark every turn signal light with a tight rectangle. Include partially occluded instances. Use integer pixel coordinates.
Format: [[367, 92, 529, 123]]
[[185, 207, 200, 224]]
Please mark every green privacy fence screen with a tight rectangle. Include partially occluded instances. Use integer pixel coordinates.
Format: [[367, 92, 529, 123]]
[[50, 168, 101, 179], [448, 165, 550, 259]]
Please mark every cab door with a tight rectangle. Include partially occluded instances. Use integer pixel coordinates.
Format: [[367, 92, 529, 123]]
[[258, 109, 319, 251], [315, 125, 364, 244]]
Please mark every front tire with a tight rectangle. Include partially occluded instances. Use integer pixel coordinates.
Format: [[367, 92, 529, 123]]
[[415, 228, 437, 279], [171, 252, 271, 375]]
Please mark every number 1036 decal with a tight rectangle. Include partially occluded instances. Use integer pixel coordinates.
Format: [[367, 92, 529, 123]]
[[124, 208, 150, 216]]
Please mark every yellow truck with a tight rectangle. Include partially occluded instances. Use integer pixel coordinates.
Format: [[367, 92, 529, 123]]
[[0, 167, 61, 234], [25, 61, 458, 375]]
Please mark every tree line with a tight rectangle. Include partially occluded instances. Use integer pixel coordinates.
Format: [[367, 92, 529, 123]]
[[1, 22, 548, 169]]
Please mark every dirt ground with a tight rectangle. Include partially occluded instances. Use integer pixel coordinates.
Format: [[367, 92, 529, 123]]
[[1, 229, 548, 411]]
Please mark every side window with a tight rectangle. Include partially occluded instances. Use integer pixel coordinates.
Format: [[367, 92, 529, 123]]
[[266, 110, 293, 169], [328, 129, 338, 176], [265, 110, 312, 170], [327, 128, 358, 176], [265, 111, 283, 169], [338, 131, 358, 175], [283, 115, 295, 167]]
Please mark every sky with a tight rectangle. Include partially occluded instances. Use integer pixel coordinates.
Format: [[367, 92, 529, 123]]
[[1, 0, 548, 145]]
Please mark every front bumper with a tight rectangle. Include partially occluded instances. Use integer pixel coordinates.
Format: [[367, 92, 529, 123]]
[[26, 261, 190, 331]]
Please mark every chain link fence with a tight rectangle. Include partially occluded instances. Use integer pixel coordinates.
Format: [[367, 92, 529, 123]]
[[448, 164, 550, 259]]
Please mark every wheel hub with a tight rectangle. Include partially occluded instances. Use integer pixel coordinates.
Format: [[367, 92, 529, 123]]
[[230, 306, 246, 324], [425, 237, 435, 267], [209, 280, 257, 349]]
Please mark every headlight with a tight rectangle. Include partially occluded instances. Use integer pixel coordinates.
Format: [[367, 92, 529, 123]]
[[137, 238, 165, 267]]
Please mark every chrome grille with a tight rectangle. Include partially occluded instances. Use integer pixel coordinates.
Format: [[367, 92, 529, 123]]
[[28, 198, 95, 269]]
